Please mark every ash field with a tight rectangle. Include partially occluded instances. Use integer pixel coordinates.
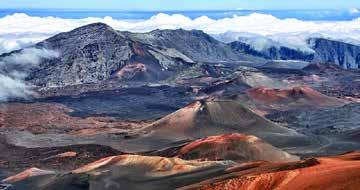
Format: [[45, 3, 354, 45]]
[[0, 22, 360, 190]]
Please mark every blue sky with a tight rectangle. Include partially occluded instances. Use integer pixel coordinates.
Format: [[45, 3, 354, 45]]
[[0, 0, 359, 10]]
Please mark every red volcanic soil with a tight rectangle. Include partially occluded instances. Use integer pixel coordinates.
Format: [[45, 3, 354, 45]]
[[70, 154, 230, 182], [116, 62, 146, 79], [59, 154, 231, 190], [0, 103, 148, 135], [131, 42, 146, 56], [176, 134, 298, 162], [144, 100, 305, 150], [182, 152, 360, 190], [1, 155, 230, 190], [5, 152, 360, 190], [71, 154, 221, 174], [2, 168, 54, 183], [247, 86, 343, 107]]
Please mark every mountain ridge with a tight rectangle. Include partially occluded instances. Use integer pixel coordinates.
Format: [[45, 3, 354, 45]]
[[1, 22, 360, 92]]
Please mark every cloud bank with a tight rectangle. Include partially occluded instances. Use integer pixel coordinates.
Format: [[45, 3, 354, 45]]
[[0, 12, 359, 100], [350, 8, 360, 14], [0, 48, 59, 101], [1, 13, 360, 54]]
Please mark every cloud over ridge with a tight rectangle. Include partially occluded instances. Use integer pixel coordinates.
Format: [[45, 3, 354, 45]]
[[0, 12, 360, 53], [0, 48, 59, 101], [0, 12, 360, 100]]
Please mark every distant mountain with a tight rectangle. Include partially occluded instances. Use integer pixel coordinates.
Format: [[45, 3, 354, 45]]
[[310, 38, 360, 69], [25, 23, 198, 88], [229, 41, 314, 61], [1, 23, 360, 91], [0, 23, 264, 89], [127, 29, 262, 63], [229, 38, 360, 69]]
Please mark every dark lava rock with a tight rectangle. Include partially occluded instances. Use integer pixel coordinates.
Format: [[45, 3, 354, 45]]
[[310, 38, 360, 69], [229, 41, 314, 61], [23, 23, 197, 88], [0, 184, 13, 190], [128, 29, 262, 63], [229, 38, 360, 69]]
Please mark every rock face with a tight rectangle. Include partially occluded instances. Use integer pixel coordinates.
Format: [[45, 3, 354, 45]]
[[1, 23, 359, 92], [128, 29, 262, 63], [229, 41, 313, 61], [229, 38, 360, 69], [310, 38, 360, 69], [0, 23, 264, 89], [23, 23, 197, 88]]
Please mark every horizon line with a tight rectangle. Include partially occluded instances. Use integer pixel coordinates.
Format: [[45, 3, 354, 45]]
[[0, 8, 357, 12]]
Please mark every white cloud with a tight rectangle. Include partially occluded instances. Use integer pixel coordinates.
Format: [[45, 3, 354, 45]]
[[0, 13, 360, 54], [0, 48, 59, 101], [0, 74, 33, 101], [0, 33, 50, 54], [350, 8, 360, 14], [1, 48, 59, 69]]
